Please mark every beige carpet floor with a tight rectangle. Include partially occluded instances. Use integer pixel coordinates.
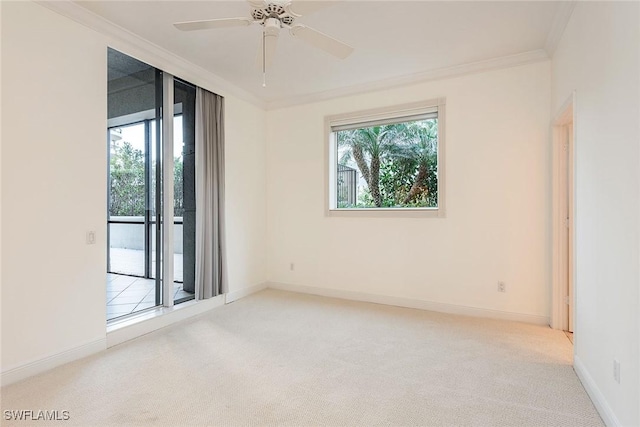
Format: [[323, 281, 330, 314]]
[[1, 289, 603, 426]]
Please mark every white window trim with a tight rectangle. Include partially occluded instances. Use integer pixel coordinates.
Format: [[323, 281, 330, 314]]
[[324, 98, 446, 218]]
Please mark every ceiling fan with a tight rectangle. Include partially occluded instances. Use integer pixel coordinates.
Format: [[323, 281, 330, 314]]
[[173, 0, 354, 86]]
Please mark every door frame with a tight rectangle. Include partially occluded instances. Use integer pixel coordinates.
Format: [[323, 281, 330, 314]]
[[551, 92, 576, 332]]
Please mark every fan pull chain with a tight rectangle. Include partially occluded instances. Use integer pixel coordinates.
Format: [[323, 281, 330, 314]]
[[262, 30, 267, 88]]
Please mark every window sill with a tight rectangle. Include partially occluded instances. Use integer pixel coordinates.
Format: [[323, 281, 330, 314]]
[[327, 208, 444, 218]]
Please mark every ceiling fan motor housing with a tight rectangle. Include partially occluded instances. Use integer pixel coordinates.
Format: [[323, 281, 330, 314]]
[[252, 3, 295, 26], [264, 17, 281, 36]]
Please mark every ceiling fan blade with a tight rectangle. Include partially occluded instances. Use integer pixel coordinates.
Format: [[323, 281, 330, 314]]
[[247, 0, 266, 9], [174, 18, 252, 31], [256, 32, 279, 70], [289, 25, 353, 59], [284, 1, 338, 17]]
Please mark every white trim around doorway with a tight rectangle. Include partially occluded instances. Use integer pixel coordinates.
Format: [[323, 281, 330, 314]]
[[551, 92, 576, 334]]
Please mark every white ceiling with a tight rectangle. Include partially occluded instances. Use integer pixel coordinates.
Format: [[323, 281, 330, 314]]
[[75, 1, 564, 106]]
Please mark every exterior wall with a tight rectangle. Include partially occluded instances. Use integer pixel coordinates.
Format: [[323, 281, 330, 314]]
[[108, 218, 183, 253]]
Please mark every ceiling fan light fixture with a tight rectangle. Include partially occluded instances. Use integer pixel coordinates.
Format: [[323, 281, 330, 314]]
[[263, 17, 282, 35]]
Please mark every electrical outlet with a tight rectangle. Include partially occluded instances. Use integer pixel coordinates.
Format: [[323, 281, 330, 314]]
[[613, 359, 620, 383], [289, 263, 295, 271], [497, 281, 506, 293], [86, 231, 96, 245]]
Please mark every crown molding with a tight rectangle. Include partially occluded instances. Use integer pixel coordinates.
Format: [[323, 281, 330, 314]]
[[544, 0, 576, 57], [266, 49, 550, 110], [36, 1, 267, 110], [35, 1, 557, 113]]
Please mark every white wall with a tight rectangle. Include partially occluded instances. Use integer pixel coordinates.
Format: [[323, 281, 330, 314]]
[[266, 61, 551, 321], [1, 1, 267, 374], [225, 96, 267, 295], [4, 5, 637, 425], [0, 1, 4, 377], [2, 0, 108, 372], [551, 2, 639, 426]]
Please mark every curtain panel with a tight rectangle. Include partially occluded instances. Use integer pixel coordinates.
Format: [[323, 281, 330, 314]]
[[195, 88, 227, 299]]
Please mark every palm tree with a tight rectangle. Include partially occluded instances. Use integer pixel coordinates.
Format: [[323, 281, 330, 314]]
[[400, 121, 438, 205], [338, 124, 408, 207]]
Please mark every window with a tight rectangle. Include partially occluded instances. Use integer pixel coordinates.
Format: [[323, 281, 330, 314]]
[[326, 99, 445, 217]]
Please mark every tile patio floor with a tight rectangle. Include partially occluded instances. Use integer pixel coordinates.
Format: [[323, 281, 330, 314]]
[[109, 247, 184, 282], [106, 274, 194, 321], [107, 249, 193, 321]]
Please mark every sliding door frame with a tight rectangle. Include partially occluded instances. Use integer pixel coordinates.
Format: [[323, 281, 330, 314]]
[[107, 48, 195, 322], [162, 72, 175, 308]]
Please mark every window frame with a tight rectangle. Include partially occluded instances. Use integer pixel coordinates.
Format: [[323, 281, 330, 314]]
[[324, 98, 446, 218]]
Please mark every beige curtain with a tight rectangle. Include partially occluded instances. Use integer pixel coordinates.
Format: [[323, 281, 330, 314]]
[[195, 88, 227, 299]]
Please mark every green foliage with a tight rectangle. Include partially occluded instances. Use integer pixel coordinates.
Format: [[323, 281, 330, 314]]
[[109, 141, 145, 216], [173, 159, 184, 217], [379, 157, 416, 207], [109, 141, 185, 217], [337, 119, 438, 208]]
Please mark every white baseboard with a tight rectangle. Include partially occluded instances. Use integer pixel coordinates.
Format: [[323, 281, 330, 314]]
[[225, 282, 268, 304], [2, 282, 548, 388], [2, 283, 266, 386], [574, 356, 619, 427], [1, 338, 107, 387], [267, 282, 549, 325]]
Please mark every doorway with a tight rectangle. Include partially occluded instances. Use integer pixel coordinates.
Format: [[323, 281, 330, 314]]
[[106, 52, 163, 320], [551, 93, 575, 341], [106, 49, 196, 321]]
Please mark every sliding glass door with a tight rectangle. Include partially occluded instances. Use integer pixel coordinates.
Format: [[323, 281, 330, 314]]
[[106, 49, 197, 320], [107, 121, 153, 279], [106, 50, 164, 320], [173, 79, 196, 303]]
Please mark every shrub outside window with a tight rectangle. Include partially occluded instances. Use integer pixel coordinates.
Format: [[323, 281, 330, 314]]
[[326, 99, 445, 217]]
